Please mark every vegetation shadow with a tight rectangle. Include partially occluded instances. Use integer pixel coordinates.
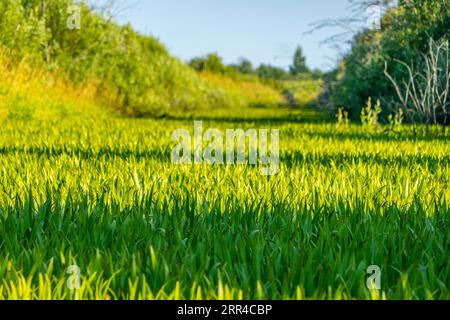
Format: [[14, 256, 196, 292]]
[[304, 131, 450, 143]]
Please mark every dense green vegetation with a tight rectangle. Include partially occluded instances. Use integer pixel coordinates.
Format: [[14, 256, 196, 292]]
[[188, 52, 322, 108], [188, 47, 311, 81], [0, 0, 288, 116], [0, 0, 448, 301], [329, 0, 449, 124], [0, 108, 448, 299]]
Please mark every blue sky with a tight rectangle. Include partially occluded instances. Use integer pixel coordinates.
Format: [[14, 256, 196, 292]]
[[110, 0, 353, 71]]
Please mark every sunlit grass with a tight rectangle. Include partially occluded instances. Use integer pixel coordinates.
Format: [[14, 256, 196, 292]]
[[199, 72, 284, 109], [0, 107, 448, 300], [0, 48, 107, 121], [281, 79, 323, 106]]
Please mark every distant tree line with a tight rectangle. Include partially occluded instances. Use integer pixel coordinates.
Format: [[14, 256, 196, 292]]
[[188, 46, 321, 81]]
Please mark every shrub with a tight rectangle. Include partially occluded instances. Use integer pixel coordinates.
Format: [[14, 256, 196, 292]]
[[336, 107, 349, 129], [0, 46, 101, 121], [329, 0, 450, 123], [384, 38, 449, 131], [0, 0, 239, 116]]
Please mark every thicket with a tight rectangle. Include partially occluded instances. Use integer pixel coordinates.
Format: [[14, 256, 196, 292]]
[[329, 0, 449, 126], [0, 0, 246, 116]]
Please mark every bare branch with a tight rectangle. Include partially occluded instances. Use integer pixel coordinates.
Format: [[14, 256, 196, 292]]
[[384, 38, 450, 130]]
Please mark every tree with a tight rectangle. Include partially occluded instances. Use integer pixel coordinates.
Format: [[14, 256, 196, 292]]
[[231, 58, 254, 74], [384, 38, 450, 131], [189, 53, 228, 74], [290, 46, 309, 76], [256, 64, 288, 80]]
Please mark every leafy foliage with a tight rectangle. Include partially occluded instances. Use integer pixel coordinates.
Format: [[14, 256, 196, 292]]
[[256, 64, 290, 81], [0, 0, 253, 116], [1, 0, 448, 301], [189, 53, 230, 75], [230, 58, 254, 75], [329, 0, 450, 123], [290, 46, 309, 75]]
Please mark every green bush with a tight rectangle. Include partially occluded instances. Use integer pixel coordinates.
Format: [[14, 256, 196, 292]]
[[189, 53, 231, 75], [329, 0, 450, 123], [0, 0, 236, 116]]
